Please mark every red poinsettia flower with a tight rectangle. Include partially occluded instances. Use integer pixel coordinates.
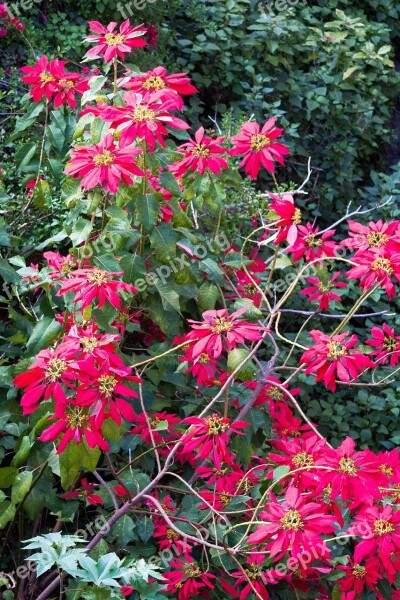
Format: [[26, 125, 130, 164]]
[[230, 118, 290, 178], [352, 504, 400, 570], [341, 219, 400, 256], [20, 55, 61, 102], [53, 72, 89, 109], [269, 434, 328, 488], [317, 437, 385, 507], [38, 397, 109, 453], [75, 356, 141, 427], [164, 557, 216, 600], [183, 351, 219, 386], [56, 267, 137, 310], [13, 343, 77, 415], [300, 272, 346, 311], [230, 272, 263, 308], [61, 477, 103, 505], [222, 553, 275, 600], [123, 65, 198, 110], [247, 486, 336, 560], [64, 133, 144, 193], [153, 521, 191, 554], [84, 19, 147, 63], [300, 330, 374, 392], [129, 411, 179, 446], [268, 192, 302, 245], [168, 127, 228, 177], [62, 322, 120, 361], [98, 91, 189, 151], [270, 401, 315, 439], [120, 584, 134, 597], [43, 251, 79, 280], [345, 247, 400, 299], [288, 223, 339, 263], [180, 414, 247, 468], [337, 556, 382, 600], [184, 306, 264, 359], [366, 323, 400, 366]]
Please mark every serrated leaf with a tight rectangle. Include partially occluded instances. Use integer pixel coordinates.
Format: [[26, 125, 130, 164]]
[[153, 280, 181, 314], [135, 194, 159, 230], [149, 224, 178, 262], [200, 258, 225, 284], [136, 516, 154, 543]]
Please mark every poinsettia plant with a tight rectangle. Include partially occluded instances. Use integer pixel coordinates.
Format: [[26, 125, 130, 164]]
[[2, 17, 400, 600]]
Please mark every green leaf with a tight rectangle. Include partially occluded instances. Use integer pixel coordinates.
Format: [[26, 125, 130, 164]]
[[59, 442, 101, 490], [0, 467, 18, 488], [0, 501, 16, 528], [26, 317, 61, 356], [81, 76, 108, 105], [0, 256, 21, 283], [119, 254, 146, 285], [136, 516, 154, 543], [11, 471, 33, 504], [150, 224, 178, 262], [273, 465, 290, 482], [227, 349, 257, 382], [153, 280, 181, 314], [200, 258, 225, 284], [135, 194, 159, 230], [159, 170, 183, 198], [198, 282, 220, 312], [15, 142, 38, 171], [70, 218, 93, 247], [12, 436, 32, 467]]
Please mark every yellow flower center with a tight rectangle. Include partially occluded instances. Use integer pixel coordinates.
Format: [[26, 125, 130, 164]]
[[40, 72, 55, 83], [191, 143, 211, 158], [143, 75, 166, 90], [244, 565, 261, 580], [166, 528, 179, 539], [267, 386, 284, 401], [183, 566, 202, 578], [211, 317, 233, 334], [352, 564, 366, 578], [105, 32, 125, 46], [93, 150, 115, 167], [280, 509, 304, 531], [327, 341, 348, 360], [379, 464, 393, 477], [133, 105, 156, 122], [373, 519, 395, 536], [59, 79, 75, 88], [45, 358, 68, 382], [98, 374, 118, 398], [81, 336, 99, 352], [292, 452, 314, 469], [243, 283, 258, 295], [87, 269, 111, 285], [198, 353, 210, 364], [61, 261, 73, 275], [371, 257, 393, 275], [339, 457, 357, 476], [66, 406, 90, 429], [367, 231, 389, 248], [383, 336, 398, 353], [220, 493, 231, 506], [250, 133, 271, 152], [205, 415, 230, 435], [305, 234, 322, 248], [318, 281, 333, 293], [293, 208, 302, 225], [148, 417, 161, 429]]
